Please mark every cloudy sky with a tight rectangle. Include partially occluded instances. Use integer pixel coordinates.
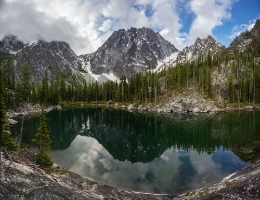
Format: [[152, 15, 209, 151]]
[[0, 0, 259, 55]]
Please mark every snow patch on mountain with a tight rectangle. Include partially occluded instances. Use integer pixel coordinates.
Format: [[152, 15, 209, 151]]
[[80, 58, 119, 82], [102, 72, 119, 82], [153, 52, 178, 72]]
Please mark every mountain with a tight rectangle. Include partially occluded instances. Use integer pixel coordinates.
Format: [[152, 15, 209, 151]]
[[14, 40, 81, 82], [0, 27, 237, 83], [177, 35, 224, 61], [80, 27, 178, 78], [0, 31, 226, 83], [229, 19, 260, 52], [0, 34, 26, 54]]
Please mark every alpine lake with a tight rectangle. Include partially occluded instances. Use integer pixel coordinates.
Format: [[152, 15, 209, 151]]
[[11, 107, 260, 195]]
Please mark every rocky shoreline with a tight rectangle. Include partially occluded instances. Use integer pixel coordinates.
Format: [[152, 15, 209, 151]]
[[6, 89, 260, 126], [109, 90, 260, 114], [1, 148, 260, 199], [6, 104, 62, 125]]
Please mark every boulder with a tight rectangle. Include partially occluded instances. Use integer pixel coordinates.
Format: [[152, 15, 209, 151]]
[[206, 105, 212, 112], [52, 163, 61, 169], [7, 118, 18, 125], [244, 106, 254, 110], [138, 105, 142, 110], [128, 104, 134, 110], [107, 100, 114, 107], [175, 98, 182, 103], [142, 106, 149, 111], [192, 108, 200, 113], [56, 105, 62, 110]]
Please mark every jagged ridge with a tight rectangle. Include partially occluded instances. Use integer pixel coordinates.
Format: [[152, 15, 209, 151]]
[[177, 35, 224, 61]]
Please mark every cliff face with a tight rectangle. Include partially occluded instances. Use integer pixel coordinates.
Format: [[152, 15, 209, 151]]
[[14, 40, 80, 82]]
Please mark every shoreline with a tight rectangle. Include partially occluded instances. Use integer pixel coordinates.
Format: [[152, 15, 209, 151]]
[[1, 148, 260, 199], [6, 96, 260, 122]]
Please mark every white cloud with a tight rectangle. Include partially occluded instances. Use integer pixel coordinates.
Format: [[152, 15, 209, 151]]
[[98, 19, 112, 32], [183, 0, 236, 48], [228, 18, 258, 40], [0, 0, 240, 55], [0, 0, 184, 54]]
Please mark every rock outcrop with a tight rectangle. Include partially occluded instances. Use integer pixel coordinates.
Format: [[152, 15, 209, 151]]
[[228, 19, 260, 52], [181, 160, 260, 199]]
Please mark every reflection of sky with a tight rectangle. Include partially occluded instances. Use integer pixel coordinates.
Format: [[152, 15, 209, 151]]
[[49, 135, 249, 194]]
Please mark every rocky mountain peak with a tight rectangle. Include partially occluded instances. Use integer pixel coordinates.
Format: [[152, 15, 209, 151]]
[[177, 35, 224, 61], [0, 34, 26, 54], [14, 39, 80, 82], [194, 37, 202, 44], [81, 27, 178, 78]]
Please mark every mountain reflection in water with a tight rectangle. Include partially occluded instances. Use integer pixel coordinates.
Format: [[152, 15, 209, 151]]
[[11, 108, 260, 194]]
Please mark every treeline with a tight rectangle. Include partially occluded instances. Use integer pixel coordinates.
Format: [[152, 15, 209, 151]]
[[0, 34, 260, 110]]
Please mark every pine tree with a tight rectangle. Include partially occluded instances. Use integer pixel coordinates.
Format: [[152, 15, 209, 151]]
[[32, 109, 53, 165], [33, 109, 51, 153], [0, 94, 19, 151]]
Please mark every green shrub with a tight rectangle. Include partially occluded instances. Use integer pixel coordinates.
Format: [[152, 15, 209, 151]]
[[35, 152, 54, 165], [1, 133, 19, 151]]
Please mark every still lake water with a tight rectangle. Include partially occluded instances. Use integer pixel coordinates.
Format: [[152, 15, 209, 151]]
[[11, 108, 260, 194]]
